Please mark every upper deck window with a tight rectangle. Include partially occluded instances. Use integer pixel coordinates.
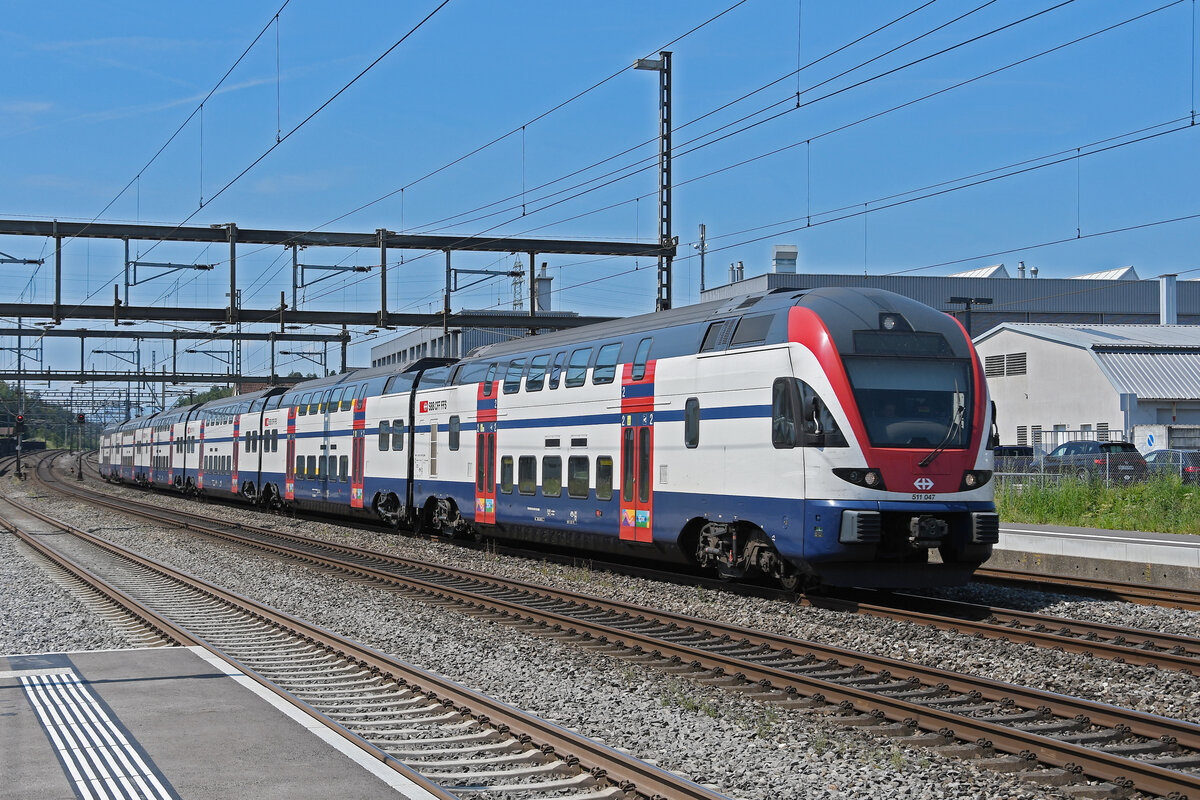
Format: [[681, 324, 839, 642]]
[[565, 348, 592, 388]]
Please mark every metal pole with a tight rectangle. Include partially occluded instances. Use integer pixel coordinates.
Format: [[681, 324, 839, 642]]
[[444, 250, 451, 333], [658, 51, 673, 312], [528, 251, 536, 323], [228, 224, 238, 324], [698, 223, 706, 295], [123, 239, 130, 306], [269, 332, 276, 381], [291, 244, 299, 313], [53, 219, 61, 322], [340, 325, 348, 374], [378, 228, 388, 327]]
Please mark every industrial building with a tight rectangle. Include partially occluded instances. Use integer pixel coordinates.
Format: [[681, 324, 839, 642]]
[[974, 321, 1200, 452], [699, 247, 1200, 337]]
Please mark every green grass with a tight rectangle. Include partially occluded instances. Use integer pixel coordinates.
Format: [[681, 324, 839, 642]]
[[996, 475, 1200, 535]]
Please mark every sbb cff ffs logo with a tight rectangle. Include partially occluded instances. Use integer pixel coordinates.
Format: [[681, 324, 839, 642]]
[[419, 399, 448, 413], [913, 477, 934, 491]]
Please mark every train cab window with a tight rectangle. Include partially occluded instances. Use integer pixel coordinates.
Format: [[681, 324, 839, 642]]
[[449, 416, 460, 450], [549, 352, 566, 389], [340, 455, 349, 482], [632, 338, 652, 380], [392, 419, 404, 451], [685, 398, 700, 448], [542, 456, 562, 497], [518, 456, 536, 495], [526, 354, 549, 392], [567, 456, 589, 498], [500, 456, 514, 494], [592, 343, 621, 385], [772, 378, 847, 448], [503, 359, 526, 394], [378, 421, 391, 451], [483, 363, 498, 397], [565, 348, 592, 388]]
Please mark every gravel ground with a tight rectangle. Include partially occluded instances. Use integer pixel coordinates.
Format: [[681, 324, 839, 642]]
[[4, 457, 1098, 799], [0, 502, 134, 655]]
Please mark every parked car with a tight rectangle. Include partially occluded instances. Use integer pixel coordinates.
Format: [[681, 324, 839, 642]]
[[994, 445, 1036, 473], [1039, 440, 1147, 483], [1143, 449, 1200, 484]]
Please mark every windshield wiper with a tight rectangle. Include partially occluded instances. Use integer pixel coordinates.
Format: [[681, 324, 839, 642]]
[[918, 402, 964, 468]]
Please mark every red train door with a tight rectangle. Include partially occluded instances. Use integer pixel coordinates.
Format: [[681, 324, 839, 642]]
[[351, 395, 366, 509], [285, 405, 297, 501], [619, 360, 656, 543]]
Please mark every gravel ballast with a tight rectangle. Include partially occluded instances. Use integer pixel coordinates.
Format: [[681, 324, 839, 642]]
[[10, 456, 1199, 798]]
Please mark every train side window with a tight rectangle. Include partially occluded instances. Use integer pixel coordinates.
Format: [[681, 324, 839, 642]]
[[272, 429, 279, 452], [565, 348, 592, 388], [500, 456, 514, 494], [503, 359, 526, 394], [392, 419, 404, 451], [518, 456, 536, 495], [295, 455, 304, 477], [378, 421, 391, 451], [548, 352, 566, 389], [526, 354, 549, 392], [685, 398, 700, 448], [592, 343, 621, 385], [567, 456, 589, 498], [298, 394, 309, 416], [449, 416, 460, 451], [339, 455, 349, 482], [483, 363, 498, 397], [542, 456, 562, 497], [772, 378, 798, 448], [730, 315, 773, 348], [797, 380, 847, 447], [632, 338, 652, 380]]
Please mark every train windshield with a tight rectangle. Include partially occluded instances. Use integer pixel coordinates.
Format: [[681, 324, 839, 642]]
[[843, 357, 972, 449]]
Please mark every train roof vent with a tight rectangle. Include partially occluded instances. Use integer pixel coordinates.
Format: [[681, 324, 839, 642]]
[[735, 295, 762, 309]]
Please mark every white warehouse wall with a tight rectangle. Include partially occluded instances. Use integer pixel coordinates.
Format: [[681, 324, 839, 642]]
[[977, 331, 1125, 446]]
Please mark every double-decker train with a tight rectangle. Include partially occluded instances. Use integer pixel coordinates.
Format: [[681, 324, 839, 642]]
[[101, 287, 999, 589]]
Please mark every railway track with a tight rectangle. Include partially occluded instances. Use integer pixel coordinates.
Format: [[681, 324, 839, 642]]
[[0, 492, 730, 800], [58, 451, 1200, 674], [975, 566, 1200, 613], [30, 455, 1200, 799]]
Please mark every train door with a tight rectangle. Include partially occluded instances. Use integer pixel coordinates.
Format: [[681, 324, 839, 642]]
[[285, 404, 297, 502], [320, 389, 334, 501], [351, 387, 366, 509], [474, 428, 496, 523], [619, 421, 654, 542]]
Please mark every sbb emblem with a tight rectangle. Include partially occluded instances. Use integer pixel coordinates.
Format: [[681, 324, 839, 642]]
[[913, 477, 934, 491]]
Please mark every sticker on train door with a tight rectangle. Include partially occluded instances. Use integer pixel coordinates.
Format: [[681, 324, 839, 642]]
[[285, 405, 297, 501], [619, 360, 656, 542]]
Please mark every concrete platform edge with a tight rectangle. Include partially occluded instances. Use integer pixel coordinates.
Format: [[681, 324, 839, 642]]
[[987, 548, 1199, 591]]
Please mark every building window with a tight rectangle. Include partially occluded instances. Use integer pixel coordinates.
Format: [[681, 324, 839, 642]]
[[1016, 426, 1028, 446], [518, 456, 536, 495], [685, 397, 700, 448]]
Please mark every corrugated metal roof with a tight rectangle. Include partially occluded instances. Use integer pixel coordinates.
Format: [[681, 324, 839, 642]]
[[1094, 351, 1200, 399], [1069, 266, 1139, 280], [977, 323, 1200, 348], [948, 263, 1009, 278]]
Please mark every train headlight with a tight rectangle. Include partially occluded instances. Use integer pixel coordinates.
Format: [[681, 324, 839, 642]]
[[833, 467, 886, 490], [959, 470, 993, 491], [881, 315, 897, 331]]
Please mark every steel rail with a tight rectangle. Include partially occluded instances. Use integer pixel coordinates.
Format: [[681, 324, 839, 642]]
[[52, 451, 1200, 673], [976, 567, 1200, 612], [30, 460, 1200, 799], [2, 490, 730, 800]]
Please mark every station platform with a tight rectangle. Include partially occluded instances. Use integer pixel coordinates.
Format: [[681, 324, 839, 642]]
[[991, 522, 1200, 589], [0, 646, 443, 800]]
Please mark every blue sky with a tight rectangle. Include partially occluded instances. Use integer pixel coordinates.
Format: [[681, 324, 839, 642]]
[[2, 0, 1198, 396]]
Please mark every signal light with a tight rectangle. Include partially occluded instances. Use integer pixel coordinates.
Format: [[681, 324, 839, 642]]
[[77, 413, 85, 424]]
